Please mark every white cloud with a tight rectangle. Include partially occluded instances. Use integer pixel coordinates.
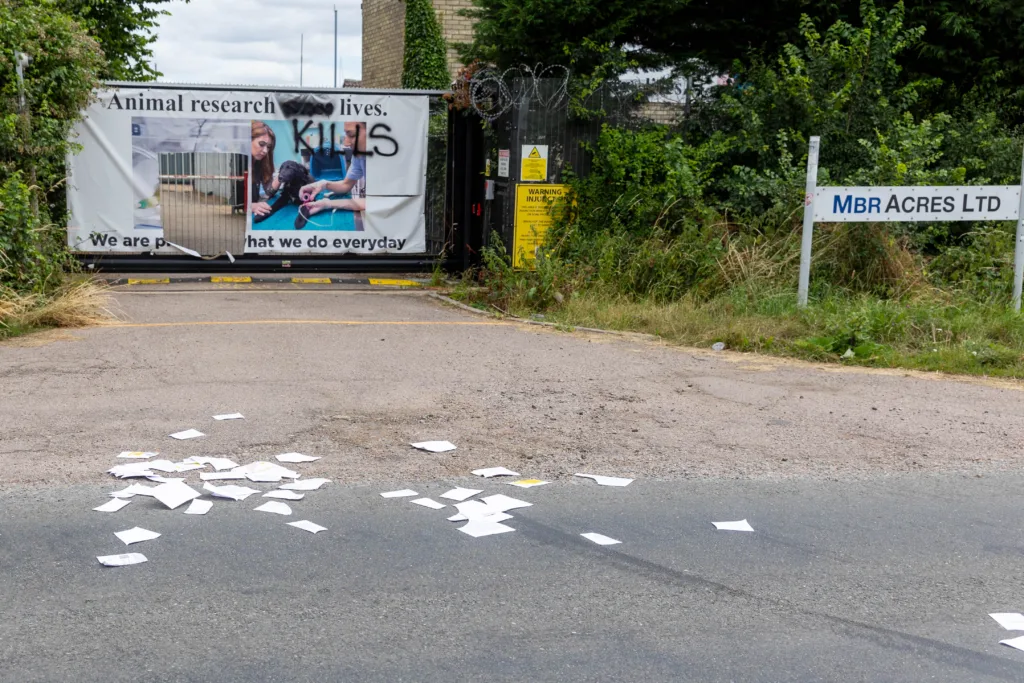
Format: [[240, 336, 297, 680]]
[[151, 0, 363, 87]]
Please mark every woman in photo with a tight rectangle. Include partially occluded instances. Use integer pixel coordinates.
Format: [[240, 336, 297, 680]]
[[250, 121, 280, 218]]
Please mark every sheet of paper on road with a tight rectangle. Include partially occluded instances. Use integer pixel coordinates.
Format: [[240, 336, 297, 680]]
[[410, 441, 457, 453], [410, 497, 447, 510], [115, 527, 161, 545], [200, 472, 247, 481], [186, 457, 239, 471], [574, 473, 634, 487], [440, 487, 482, 502], [150, 482, 202, 510], [990, 613, 1024, 631], [380, 489, 418, 498], [254, 501, 292, 515], [263, 490, 305, 500], [509, 479, 548, 488], [117, 451, 158, 459], [97, 553, 148, 567], [280, 478, 331, 491], [275, 452, 321, 463], [111, 483, 155, 498], [108, 463, 156, 479], [1000, 635, 1024, 652], [233, 461, 300, 481], [184, 498, 213, 515], [93, 498, 131, 513], [213, 413, 245, 420], [581, 532, 621, 546], [202, 483, 262, 501], [448, 511, 513, 523], [480, 494, 532, 512], [472, 467, 520, 478], [459, 519, 516, 537], [169, 429, 205, 440], [713, 519, 755, 532], [288, 520, 327, 534]]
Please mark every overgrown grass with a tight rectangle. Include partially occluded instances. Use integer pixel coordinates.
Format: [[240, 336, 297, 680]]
[[0, 279, 114, 340]]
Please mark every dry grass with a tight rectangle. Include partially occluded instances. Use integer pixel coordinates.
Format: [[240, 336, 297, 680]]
[[0, 279, 115, 338]]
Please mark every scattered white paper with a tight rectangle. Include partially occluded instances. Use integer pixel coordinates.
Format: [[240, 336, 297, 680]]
[[472, 467, 520, 478], [185, 457, 239, 471], [169, 429, 205, 440], [184, 498, 213, 515], [452, 500, 517, 521], [440, 487, 482, 502], [202, 483, 262, 501], [581, 532, 621, 546], [245, 471, 284, 483], [254, 501, 292, 515], [411, 441, 457, 453], [97, 553, 148, 567], [280, 478, 331, 491], [288, 520, 327, 534], [200, 471, 247, 481], [93, 498, 131, 513], [263, 490, 305, 500], [117, 451, 158, 459], [213, 413, 245, 420], [108, 463, 155, 479], [410, 498, 447, 510], [480, 494, 533, 513], [145, 459, 182, 473], [380, 489, 418, 498], [991, 613, 1024, 631], [150, 482, 202, 510], [1001, 635, 1024, 651], [275, 452, 321, 463], [115, 527, 161, 545], [165, 240, 202, 258], [232, 461, 299, 480], [575, 473, 633, 487], [448, 511, 513, 523], [145, 475, 185, 484], [509, 479, 549, 488], [459, 520, 516, 537], [110, 483, 154, 498], [713, 519, 755, 532]]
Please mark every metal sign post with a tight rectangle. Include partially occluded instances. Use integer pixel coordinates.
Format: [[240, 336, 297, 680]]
[[1013, 145, 1024, 311], [797, 136, 820, 308]]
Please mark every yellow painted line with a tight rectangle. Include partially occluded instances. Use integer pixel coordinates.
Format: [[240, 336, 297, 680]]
[[369, 278, 423, 287], [210, 276, 252, 283], [102, 320, 508, 330], [291, 277, 332, 284], [126, 278, 170, 285]]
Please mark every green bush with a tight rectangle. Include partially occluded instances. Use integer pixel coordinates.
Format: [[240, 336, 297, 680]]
[[402, 0, 451, 90]]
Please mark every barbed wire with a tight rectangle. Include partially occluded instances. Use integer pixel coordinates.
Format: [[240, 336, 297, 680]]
[[466, 64, 571, 121]]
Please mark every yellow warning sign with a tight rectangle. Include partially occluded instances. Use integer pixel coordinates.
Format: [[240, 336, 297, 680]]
[[520, 144, 548, 182], [513, 183, 568, 269]]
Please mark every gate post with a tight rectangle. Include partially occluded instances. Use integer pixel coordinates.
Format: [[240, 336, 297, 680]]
[[1012, 143, 1024, 311], [797, 136, 821, 308]]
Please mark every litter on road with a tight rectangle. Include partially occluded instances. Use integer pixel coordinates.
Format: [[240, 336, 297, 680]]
[[115, 527, 161, 545], [509, 479, 548, 488], [448, 510, 513, 523], [472, 467, 520, 478], [990, 613, 1024, 631], [264, 490, 305, 500], [202, 483, 261, 501], [279, 478, 331, 491], [233, 461, 300, 481], [288, 520, 327, 534], [713, 519, 755, 532], [169, 429, 205, 440], [200, 472, 247, 481], [213, 413, 245, 420], [581, 532, 621, 546], [108, 463, 156, 479], [380, 489, 418, 498], [459, 519, 516, 538], [439, 487, 482, 501], [1000, 636, 1024, 652], [117, 451, 158, 459], [480, 494, 532, 512], [275, 452, 321, 463], [110, 483, 154, 498], [254, 501, 292, 515], [574, 473, 634, 487], [184, 499, 213, 515], [93, 498, 131, 513], [151, 482, 201, 510], [410, 497, 447, 510], [186, 457, 238, 471], [410, 441, 457, 453], [97, 553, 148, 567]]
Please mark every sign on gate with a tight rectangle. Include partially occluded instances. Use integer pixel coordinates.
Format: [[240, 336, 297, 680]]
[[67, 85, 430, 255], [513, 183, 567, 269]]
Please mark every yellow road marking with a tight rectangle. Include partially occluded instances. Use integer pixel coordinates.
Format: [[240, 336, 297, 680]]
[[210, 276, 252, 283], [369, 278, 423, 287], [291, 277, 332, 284], [102, 320, 507, 329], [126, 278, 170, 285]]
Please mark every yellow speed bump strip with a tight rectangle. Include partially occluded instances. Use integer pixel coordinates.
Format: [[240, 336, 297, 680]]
[[291, 277, 333, 284], [211, 276, 252, 283], [369, 278, 423, 287], [126, 278, 170, 285]]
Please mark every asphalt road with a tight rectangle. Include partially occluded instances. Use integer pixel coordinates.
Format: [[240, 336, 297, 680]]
[[2, 286, 1024, 681]]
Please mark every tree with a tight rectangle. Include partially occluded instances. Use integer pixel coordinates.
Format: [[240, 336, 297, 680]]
[[402, 0, 451, 89]]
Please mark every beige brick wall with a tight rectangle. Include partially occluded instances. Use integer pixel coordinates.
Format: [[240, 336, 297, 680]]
[[361, 0, 474, 88]]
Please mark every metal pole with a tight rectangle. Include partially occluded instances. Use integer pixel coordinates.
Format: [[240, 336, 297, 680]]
[[334, 6, 338, 88], [1013, 143, 1024, 311], [300, 34, 304, 87], [797, 136, 821, 307]]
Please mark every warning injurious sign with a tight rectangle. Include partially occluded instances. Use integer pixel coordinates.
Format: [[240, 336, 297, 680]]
[[520, 145, 548, 182], [513, 183, 567, 269]]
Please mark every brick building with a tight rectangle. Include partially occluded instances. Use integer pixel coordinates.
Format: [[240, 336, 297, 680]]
[[361, 0, 474, 88]]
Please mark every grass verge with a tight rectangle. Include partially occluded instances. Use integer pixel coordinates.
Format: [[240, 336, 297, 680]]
[[0, 279, 114, 340]]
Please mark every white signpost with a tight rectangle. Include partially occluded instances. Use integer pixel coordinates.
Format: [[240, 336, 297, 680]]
[[799, 137, 1024, 310]]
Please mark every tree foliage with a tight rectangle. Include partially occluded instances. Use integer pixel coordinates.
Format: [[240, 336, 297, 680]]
[[402, 0, 451, 90]]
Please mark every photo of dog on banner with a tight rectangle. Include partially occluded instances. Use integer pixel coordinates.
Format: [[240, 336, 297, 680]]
[[249, 119, 366, 231]]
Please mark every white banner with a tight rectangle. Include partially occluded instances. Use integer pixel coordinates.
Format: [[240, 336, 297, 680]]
[[67, 87, 429, 255], [813, 186, 1021, 222]]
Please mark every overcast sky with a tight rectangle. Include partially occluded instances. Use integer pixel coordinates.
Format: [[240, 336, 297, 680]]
[[151, 0, 363, 87]]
